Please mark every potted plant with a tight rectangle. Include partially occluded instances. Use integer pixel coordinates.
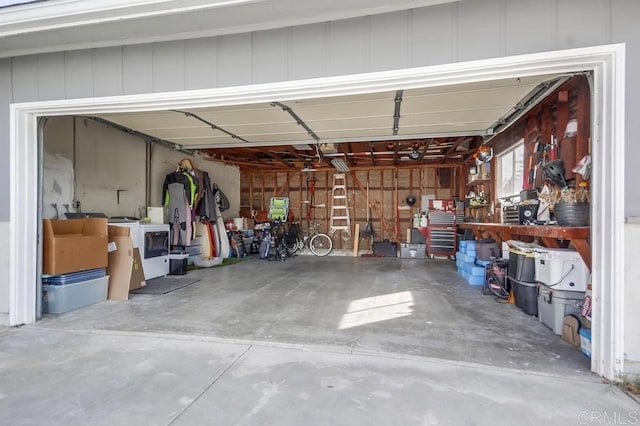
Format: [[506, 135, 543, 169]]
[[538, 159, 591, 227], [553, 182, 590, 226], [539, 182, 590, 226]]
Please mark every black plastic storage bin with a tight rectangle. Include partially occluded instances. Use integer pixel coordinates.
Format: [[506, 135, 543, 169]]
[[508, 248, 536, 282], [511, 277, 539, 316], [373, 240, 398, 257], [169, 251, 189, 275], [475, 241, 500, 261]]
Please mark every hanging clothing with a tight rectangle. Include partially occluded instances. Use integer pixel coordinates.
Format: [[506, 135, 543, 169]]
[[163, 168, 199, 247], [196, 171, 218, 223], [168, 183, 192, 247], [162, 170, 199, 208]]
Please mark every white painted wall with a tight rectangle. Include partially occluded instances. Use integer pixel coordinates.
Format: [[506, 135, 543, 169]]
[[74, 118, 147, 218], [42, 116, 74, 159], [41, 116, 240, 220], [624, 221, 640, 375]]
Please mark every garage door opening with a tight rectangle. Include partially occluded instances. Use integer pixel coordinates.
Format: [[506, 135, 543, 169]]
[[11, 44, 625, 379]]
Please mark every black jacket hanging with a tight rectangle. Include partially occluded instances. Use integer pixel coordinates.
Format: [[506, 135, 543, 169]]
[[196, 171, 218, 222]]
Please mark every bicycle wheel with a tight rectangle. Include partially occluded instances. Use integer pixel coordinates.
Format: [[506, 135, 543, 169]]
[[309, 233, 332, 256], [286, 239, 301, 256]]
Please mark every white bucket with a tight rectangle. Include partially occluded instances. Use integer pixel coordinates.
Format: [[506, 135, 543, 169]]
[[233, 217, 244, 230]]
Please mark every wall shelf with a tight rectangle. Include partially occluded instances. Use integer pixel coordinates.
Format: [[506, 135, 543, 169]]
[[466, 178, 490, 187]]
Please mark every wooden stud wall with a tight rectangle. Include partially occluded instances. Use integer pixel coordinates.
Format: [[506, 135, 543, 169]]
[[240, 166, 461, 250], [492, 75, 591, 191]]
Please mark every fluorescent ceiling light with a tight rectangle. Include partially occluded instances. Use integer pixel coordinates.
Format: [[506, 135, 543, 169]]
[[331, 158, 350, 172]]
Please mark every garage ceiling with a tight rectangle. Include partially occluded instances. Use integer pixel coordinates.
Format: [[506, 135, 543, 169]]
[[94, 73, 565, 171]]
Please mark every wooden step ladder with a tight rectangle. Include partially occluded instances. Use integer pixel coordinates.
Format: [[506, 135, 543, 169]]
[[330, 173, 351, 236]]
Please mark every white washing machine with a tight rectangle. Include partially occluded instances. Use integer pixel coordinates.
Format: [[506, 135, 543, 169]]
[[109, 220, 170, 280]]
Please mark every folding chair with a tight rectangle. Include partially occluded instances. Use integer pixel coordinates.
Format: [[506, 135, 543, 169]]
[[268, 197, 290, 221]]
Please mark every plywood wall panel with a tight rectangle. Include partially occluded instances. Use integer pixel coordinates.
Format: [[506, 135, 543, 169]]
[[457, 0, 505, 61], [328, 17, 367, 76], [369, 11, 408, 72], [64, 49, 93, 98], [290, 23, 327, 80], [93, 46, 124, 97], [123, 44, 153, 95], [410, 3, 457, 67], [252, 28, 289, 84], [218, 33, 252, 87], [505, 0, 556, 56], [185, 38, 218, 90], [0, 59, 12, 221], [152, 41, 186, 93], [557, 0, 611, 50], [11, 55, 38, 102], [37, 53, 65, 101]]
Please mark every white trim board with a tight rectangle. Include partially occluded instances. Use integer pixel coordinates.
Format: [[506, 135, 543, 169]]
[[9, 44, 626, 380]]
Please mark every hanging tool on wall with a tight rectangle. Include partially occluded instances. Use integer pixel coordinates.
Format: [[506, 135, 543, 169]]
[[528, 137, 543, 186], [529, 138, 547, 188], [549, 135, 558, 162], [360, 182, 374, 244]]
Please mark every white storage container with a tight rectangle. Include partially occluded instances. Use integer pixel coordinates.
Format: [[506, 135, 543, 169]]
[[400, 243, 426, 259], [534, 248, 589, 292], [42, 276, 109, 314], [146, 206, 167, 224], [537, 285, 584, 335]]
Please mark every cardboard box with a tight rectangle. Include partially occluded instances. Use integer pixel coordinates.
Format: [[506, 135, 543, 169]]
[[106, 226, 146, 300], [130, 248, 146, 290], [561, 315, 582, 347], [107, 225, 134, 300], [43, 218, 108, 275]]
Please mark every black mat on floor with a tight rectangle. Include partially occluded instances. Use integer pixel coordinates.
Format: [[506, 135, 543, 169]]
[[130, 276, 200, 295]]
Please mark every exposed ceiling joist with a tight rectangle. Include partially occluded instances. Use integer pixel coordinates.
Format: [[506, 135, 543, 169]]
[[441, 136, 472, 162]]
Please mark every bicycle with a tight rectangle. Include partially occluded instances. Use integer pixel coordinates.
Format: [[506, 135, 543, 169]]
[[286, 222, 333, 257]]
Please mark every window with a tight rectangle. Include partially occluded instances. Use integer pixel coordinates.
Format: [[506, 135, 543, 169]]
[[496, 139, 524, 199]]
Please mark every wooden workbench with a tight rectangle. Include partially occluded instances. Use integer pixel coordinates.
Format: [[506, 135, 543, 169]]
[[458, 223, 591, 271]]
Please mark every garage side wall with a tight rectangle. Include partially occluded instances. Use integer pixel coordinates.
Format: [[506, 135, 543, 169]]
[[240, 167, 459, 251], [41, 117, 240, 220]]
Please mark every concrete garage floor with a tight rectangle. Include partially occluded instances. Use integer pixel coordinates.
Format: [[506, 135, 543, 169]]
[[1, 257, 638, 424]]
